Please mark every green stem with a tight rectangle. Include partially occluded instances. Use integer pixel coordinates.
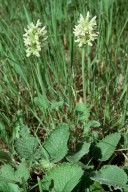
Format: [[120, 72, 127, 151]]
[[87, 47, 91, 94], [37, 176, 43, 192], [82, 48, 86, 105], [36, 62, 46, 98]]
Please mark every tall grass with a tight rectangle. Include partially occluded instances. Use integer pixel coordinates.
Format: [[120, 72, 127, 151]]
[[0, 0, 127, 142]]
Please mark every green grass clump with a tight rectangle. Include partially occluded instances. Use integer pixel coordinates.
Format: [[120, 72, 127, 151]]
[[0, 0, 128, 191]]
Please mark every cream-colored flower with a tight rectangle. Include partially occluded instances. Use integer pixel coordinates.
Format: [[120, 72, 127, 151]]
[[73, 12, 99, 47], [23, 19, 47, 57]]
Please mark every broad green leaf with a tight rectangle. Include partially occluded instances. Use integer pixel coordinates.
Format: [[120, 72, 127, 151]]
[[67, 142, 90, 162], [92, 133, 121, 161], [15, 161, 30, 182], [0, 164, 16, 183], [15, 136, 38, 160], [43, 163, 83, 192], [0, 182, 19, 192], [0, 162, 29, 183], [19, 125, 30, 138], [91, 165, 127, 189], [43, 124, 70, 163]]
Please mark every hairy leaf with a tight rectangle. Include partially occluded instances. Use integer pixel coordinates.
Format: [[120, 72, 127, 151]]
[[42, 163, 83, 192], [15, 136, 38, 160], [91, 165, 127, 189], [0, 164, 16, 183], [15, 161, 30, 182], [19, 125, 30, 138], [0, 161, 29, 183], [92, 133, 121, 161], [0, 182, 19, 192], [43, 124, 70, 163], [67, 142, 90, 162]]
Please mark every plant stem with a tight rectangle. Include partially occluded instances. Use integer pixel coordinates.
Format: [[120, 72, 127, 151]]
[[82, 48, 86, 105], [37, 176, 43, 192], [36, 62, 46, 98]]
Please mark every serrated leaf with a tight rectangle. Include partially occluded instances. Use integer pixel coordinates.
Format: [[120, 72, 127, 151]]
[[0, 162, 30, 184], [67, 142, 90, 162], [43, 124, 70, 163], [42, 163, 83, 192], [0, 182, 19, 192], [91, 165, 127, 189], [92, 133, 121, 161], [19, 125, 30, 138], [0, 164, 16, 183], [15, 136, 38, 160], [15, 161, 30, 182]]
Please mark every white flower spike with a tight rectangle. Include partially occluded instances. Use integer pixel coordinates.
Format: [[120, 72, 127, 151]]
[[73, 12, 99, 47], [23, 19, 47, 57]]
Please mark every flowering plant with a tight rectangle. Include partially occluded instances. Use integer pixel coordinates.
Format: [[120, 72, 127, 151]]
[[73, 12, 99, 47], [73, 12, 99, 106], [23, 19, 47, 57]]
